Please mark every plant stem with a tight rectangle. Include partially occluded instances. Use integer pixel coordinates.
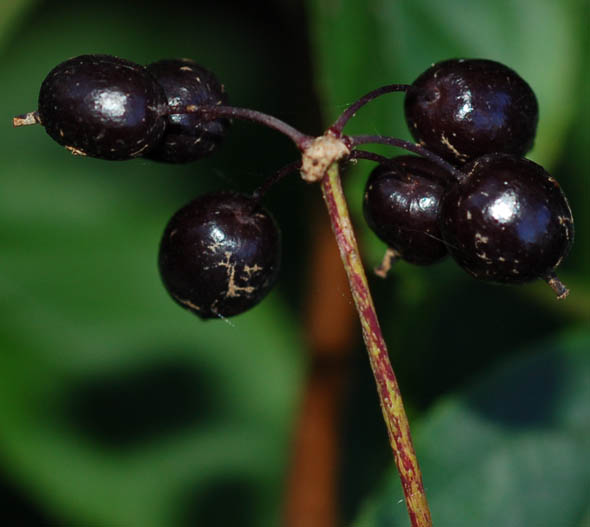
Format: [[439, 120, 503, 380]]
[[320, 162, 432, 527], [252, 160, 301, 202], [168, 104, 313, 150], [347, 149, 390, 165], [329, 84, 411, 135], [349, 134, 463, 181]]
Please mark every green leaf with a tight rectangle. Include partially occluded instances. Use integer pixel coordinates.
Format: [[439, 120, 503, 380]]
[[0, 137, 304, 525], [0, 0, 39, 50], [558, 5, 590, 278], [355, 330, 590, 526]]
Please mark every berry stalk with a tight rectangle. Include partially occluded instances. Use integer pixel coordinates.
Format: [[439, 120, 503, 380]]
[[348, 134, 463, 181], [252, 160, 301, 202], [329, 84, 411, 135], [168, 104, 313, 150], [320, 162, 432, 527], [348, 149, 390, 165]]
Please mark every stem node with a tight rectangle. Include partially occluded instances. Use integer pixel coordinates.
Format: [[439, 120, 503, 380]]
[[300, 133, 350, 183]]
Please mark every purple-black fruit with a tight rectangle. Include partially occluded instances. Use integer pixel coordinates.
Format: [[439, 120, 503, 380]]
[[404, 59, 538, 164], [145, 58, 230, 163], [38, 54, 167, 160], [159, 192, 281, 319], [441, 154, 574, 297], [363, 155, 452, 265]]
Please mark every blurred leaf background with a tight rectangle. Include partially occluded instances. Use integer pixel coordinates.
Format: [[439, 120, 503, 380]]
[[0, 0, 588, 526]]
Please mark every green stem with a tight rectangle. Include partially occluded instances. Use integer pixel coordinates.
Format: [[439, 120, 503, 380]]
[[320, 163, 432, 527]]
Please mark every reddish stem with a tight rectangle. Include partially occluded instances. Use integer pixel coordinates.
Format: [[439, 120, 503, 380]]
[[348, 134, 463, 181], [252, 160, 301, 202], [167, 104, 313, 150], [329, 84, 411, 135], [347, 149, 390, 165], [320, 163, 432, 527]]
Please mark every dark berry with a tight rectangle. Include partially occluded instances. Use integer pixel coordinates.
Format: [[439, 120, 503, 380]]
[[159, 192, 281, 319], [363, 155, 452, 265], [145, 58, 229, 163], [441, 154, 574, 295], [404, 59, 538, 164], [38, 54, 167, 160]]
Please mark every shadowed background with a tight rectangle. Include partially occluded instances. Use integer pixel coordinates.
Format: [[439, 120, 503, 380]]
[[0, 0, 588, 525]]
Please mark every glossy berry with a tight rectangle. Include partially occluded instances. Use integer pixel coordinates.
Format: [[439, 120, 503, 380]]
[[159, 192, 281, 319], [145, 58, 229, 163], [38, 54, 167, 160], [404, 59, 538, 164], [441, 153, 574, 292], [363, 155, 452, 265]]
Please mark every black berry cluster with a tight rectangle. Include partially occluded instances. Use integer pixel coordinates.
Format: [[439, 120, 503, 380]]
[[26, 54, 229, 162], [15, 53, 278, 319], [361, 58, 573, 298], [15, 54, 575, 318]]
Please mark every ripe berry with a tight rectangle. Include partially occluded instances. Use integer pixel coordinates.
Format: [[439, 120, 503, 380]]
[[145, 58, 230, 163], [440, 153, 574, 295], [159, 192, 281, 319], [38, 54, 168, 160], [404, 59, 538, 164], [363, 155, 452, 265]]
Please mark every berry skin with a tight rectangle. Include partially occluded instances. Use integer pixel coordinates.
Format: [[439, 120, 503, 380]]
[[159, 192, 281, 319], [404, 59, 538, 164], [363, 155, 452, 265], [440, 154, 574, 292], [38, 54, 168, 160], [145, 58, 230, 163]]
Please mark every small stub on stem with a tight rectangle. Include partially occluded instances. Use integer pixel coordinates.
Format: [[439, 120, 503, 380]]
[[375, 248, 400, 278], [545, 272, 570, 300], [13, 111, 41, 127], [65, 145, 87, 156], [300, 133, 350, 183]]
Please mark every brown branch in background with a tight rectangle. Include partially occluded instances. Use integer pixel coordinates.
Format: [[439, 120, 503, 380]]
[[283, 202, 358, 527]]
